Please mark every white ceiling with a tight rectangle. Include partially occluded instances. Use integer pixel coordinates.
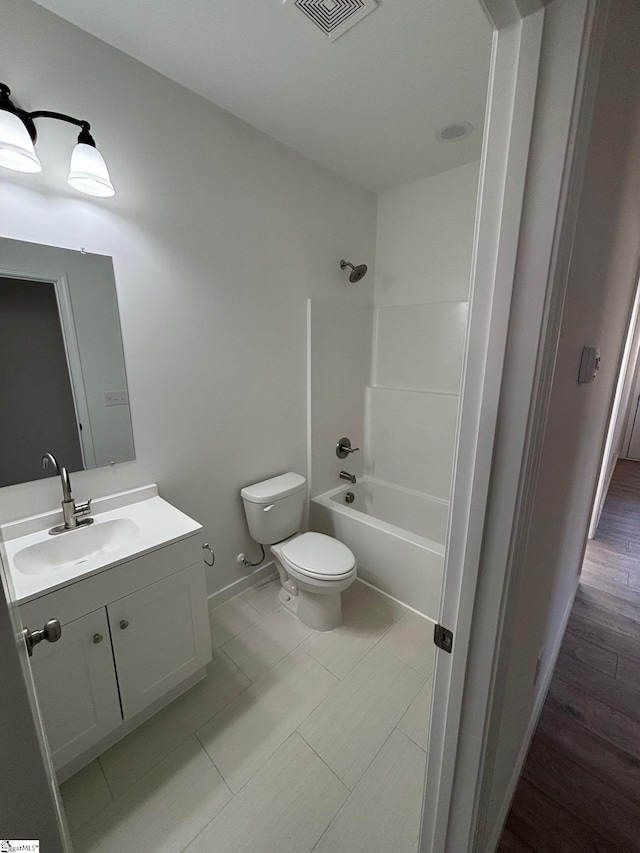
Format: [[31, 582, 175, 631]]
[[32, 0, 492, 192]]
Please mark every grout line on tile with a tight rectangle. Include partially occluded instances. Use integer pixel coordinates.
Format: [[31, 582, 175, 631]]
[[174, 772, 236, 853], [393, 721, 428, 754], [355, 577, 434, 622], [383, 643, 434, 680], [100, 734, 207, 806], [97, 755, 116, 800], [345, 725, 401, 791], [195, 725, 286, 797], [309, 782, 354, 853], [310, 725, 421, 853], [298, 645, 343, 683], [223, 618, 316, 683], [196, 736, 235, 798], [210, 583, 267, 619], [215, 643, 257, 685], [94, 755, 114, 804], [296, 730, 354, 793], [193, 728, 245, 794], [237, 595, 269, 618]]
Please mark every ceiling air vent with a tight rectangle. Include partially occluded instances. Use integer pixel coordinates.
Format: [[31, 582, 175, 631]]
[[288, 0, 378, 42]]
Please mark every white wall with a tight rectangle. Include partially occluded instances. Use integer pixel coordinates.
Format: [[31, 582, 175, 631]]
[[0, 0, 376, 596], [369, 162, 479, 499], [480, 1, 640, 843]]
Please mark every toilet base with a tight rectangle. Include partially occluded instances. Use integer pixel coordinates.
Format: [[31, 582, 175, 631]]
[[279, 585, 343, 631]]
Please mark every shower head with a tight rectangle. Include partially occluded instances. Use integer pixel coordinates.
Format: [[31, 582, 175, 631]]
[[340, 259, 368, 283]]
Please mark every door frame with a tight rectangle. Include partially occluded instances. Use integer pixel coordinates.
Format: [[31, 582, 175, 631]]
[[0, 267, 97, 470], [588, 266, 640, 538], [421, 0, 604, 850]]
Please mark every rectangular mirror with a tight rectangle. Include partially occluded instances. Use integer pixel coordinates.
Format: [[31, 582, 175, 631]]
[[0, 238, 135, 487]]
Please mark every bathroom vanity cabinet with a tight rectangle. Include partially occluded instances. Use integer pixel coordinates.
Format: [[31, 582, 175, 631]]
[[7, 490, 212, 780]]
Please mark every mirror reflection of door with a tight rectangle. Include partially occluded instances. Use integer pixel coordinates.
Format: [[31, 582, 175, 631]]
[[0, 277, 83, 485]]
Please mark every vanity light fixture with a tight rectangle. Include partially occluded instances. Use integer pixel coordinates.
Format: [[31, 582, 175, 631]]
[[0, 83, 115, 198]]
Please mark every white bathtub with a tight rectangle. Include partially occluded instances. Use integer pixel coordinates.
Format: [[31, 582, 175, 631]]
[[310, 478, 446, 620]]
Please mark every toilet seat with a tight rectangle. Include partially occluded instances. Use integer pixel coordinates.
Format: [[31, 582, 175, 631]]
[[280, 532, 356, 581]]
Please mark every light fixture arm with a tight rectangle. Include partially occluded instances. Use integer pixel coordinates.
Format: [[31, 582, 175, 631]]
[[0, 81, 114, 196], [0, 84, 95, 147], [29, 112, 96, 147]]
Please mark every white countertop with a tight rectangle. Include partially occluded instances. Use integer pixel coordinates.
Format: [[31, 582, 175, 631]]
[[1, 485, 202, 605]]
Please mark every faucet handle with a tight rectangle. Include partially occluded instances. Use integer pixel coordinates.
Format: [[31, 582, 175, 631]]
[[75, 498, 92, 516], [336, 437, 360, 459]]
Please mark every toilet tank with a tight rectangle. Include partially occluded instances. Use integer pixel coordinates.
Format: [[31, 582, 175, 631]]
[[241, 473, 306, 545]]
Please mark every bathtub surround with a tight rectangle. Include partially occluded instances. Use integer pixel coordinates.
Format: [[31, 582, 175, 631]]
[[374, 161, 480, 307], [309, 162, 479, 615], [367, 387, 459, 501], [308, 302, 373, 499], [370, 161, 479, 503], [0, 0, 376, 599]]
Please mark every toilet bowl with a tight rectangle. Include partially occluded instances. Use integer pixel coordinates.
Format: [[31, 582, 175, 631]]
[[240, 473, 357, 631], [271, 532, 356, 631]]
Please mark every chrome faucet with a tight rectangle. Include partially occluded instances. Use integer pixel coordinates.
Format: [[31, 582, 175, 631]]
[[339, 470, 357, 484], [41, 452, 93, 535]]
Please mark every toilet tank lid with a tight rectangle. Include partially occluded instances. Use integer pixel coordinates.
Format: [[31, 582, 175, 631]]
[[241, 472, 306, 504]]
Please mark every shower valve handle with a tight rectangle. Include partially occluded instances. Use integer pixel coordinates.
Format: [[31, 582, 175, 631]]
[[336, 437, 360, 459]]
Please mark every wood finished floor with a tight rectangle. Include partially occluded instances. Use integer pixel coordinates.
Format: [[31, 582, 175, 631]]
[[499, 459, 640, 853]]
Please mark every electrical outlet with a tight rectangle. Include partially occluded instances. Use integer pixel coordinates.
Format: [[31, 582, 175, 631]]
[[104, 391, 129, 406]]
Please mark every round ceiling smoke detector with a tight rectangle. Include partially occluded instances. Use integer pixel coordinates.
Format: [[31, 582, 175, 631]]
[[436, 122, 473, 143]]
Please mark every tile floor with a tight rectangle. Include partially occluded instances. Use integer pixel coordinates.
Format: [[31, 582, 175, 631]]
[[61, 578, 435, 853]]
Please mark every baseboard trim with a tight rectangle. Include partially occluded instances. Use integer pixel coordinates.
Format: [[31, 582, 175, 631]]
[[207, 562, 277, 610], [483, 575, 580, 851]]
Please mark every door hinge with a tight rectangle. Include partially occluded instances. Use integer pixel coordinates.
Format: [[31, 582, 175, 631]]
[[434, 624, 453, 653]]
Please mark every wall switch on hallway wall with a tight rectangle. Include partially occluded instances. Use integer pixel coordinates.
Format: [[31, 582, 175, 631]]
[[105, 391, 129, 406], [578, 347, 601, 383]]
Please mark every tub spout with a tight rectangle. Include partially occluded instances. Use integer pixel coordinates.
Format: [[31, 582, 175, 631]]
[[340, 471, 357, 484]]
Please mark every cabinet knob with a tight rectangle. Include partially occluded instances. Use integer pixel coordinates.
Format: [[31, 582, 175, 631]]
[[119, 619, 129, 630], [93, 633, 103, 644]]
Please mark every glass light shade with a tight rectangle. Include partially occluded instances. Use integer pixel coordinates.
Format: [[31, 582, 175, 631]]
[[67, 142, 115, 197], [0, 109, 42, 173]]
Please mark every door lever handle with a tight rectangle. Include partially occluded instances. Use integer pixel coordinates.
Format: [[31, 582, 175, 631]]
[[22, 619, 62, 657]]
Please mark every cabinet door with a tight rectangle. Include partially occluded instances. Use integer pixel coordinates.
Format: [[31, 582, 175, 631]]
[[108, 565, 211, 719], [28, 608, 122, 770]]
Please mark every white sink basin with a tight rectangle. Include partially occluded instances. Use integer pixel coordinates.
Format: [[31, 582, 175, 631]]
[[13, 518, 141, 576], [1, 485, 203, 604]]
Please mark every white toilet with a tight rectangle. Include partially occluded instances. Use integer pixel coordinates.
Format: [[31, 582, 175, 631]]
[[241, 472, 357, 631]]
